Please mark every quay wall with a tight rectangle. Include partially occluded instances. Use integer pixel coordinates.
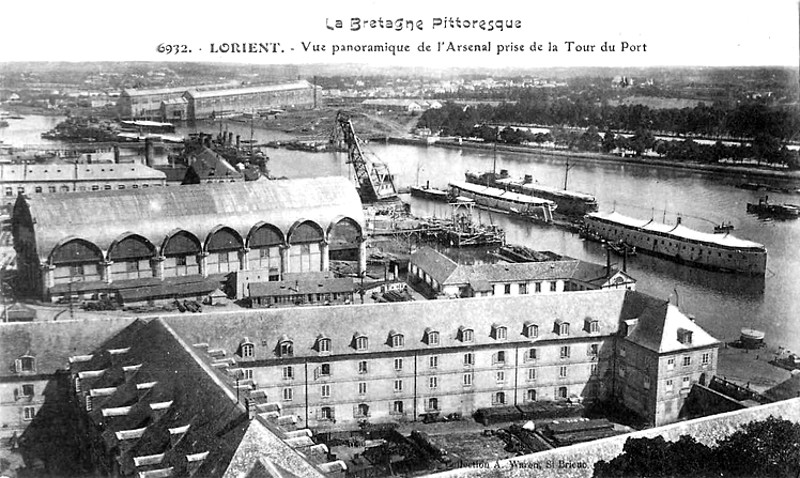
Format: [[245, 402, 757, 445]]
[[427, 398, 800, 478]]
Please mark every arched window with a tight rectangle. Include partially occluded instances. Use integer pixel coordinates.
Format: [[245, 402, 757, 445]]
[[460, 327, 474, 343], [426, 329, 440, 345], [357, 403, 370, 418], [317, 336, 331, 353], [492, 325, 507, 340], [240, 340, 255, 358], [524, 322, 538, 339], [15, 355, 35, 374], [389, 331, 404, 348], [494, 392, 506, 405], [354, 334, 368, 351], [279, 340, 294, 357], [320, 406, 333, 420]]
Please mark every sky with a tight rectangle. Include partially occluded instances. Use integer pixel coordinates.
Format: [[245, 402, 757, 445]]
[[1, 0, 797, 68]]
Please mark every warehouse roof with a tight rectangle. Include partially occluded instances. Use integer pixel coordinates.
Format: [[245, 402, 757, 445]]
[[15, 176, 364, 261], [185, 80, 314, 100], [248, 277, 355, 297], [0, 162, 166, 183], [162, 289, 677, 361]]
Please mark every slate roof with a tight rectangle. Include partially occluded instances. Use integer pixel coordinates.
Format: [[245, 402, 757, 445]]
[[162, 290, 660, 361], [183, 147, 243, 183], [0, 163, 166, 183], [621, 294, 719, 353], [248, 278, 354, 297], [0, 317, 136, 379], [185, 81, 314, 100], [16, 176, 364, 262], [409, 247, 459, 284]]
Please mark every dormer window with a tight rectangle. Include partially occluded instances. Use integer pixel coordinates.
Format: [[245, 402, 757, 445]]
[[317, 336, 331, 353], [354, 334, 369, 351], [459, 327, 474, 343], [240, 339, 255, 358], [555, 320, 570, 336], [585, 319, 600, 334], [389, 331, 404, 348], [677, 328, 693, 345], [16, 355, 35, 374], [279, 339, 294, 357], [425, 328, 440, 346], [524, 323, 538, 339], [492, 325, 507, 340]]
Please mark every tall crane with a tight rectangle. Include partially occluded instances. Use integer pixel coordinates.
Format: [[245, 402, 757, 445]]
[[335, 111, 399, 203]]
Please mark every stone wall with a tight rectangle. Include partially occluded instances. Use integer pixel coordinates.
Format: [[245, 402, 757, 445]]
[[427, 398, 800, 478]]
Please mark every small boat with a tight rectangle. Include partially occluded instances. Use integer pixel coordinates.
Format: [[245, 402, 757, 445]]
[[410, 182, 449, 201], [746, 196, 800, 219], [714, 221, 735, 233]]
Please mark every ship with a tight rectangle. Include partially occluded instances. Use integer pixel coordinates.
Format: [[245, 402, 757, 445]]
[[582, 211, 767, 276], [448, 181, 556, 223], [465, 168, 598, 216], [746, 196, 800, 219]]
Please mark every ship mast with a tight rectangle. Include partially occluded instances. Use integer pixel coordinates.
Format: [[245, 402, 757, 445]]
[[564, 157, 574, 190]]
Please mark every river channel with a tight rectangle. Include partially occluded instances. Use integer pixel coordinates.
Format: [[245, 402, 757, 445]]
[[5, 117, 798, 351]]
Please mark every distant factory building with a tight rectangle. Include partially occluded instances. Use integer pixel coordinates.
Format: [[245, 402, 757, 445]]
[[116, 82, 238, 119], [11, 177, 365, 302], [361, 98, 442, 113], [0, 162, 166, 212], [184, 80, 318, 120]]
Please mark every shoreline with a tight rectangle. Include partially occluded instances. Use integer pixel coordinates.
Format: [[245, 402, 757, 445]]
[[386, 137, 800, 185]]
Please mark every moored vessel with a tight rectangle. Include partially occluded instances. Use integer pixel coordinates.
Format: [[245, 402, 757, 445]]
[[746, 196, 800, 219], [582, 211, 767, 276], [449, 181, 556, 223]]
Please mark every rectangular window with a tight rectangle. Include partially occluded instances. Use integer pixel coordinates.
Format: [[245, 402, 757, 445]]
[[590, 364, 598, 375], [644, 376, 651, 390], [666, 379, 674, 393], [526, 389, 537, 402], [559, 366, 568, 378], [588, 344, 599, 356], [527, 368, 536, 381], [282, 388, 293, 401], [527, 348, 538, 361], [394, 358, 403, 371], [494, 351, 506, 364], [49, 186, 57, 193], [4, 187, 12, 197], [358, 382, 367, 395], [619, 347, 627, 358], [519, 283, 528, 294], [394, 379, 403, 392], [282, 366, 294, 380], [550, 282, 557, 292], [463, 373, 472, 386], [702, 353, 710, 365], [23, 406, 35, 421], [321, 384, 331, 398], [243, 369, 253, 380], [667, 358, 675, 370], [560, 346, 571, 359], [535, 282, 542, 293], [358, 361, 368, 374], [429, 356, 438, 369], [22, 384, 34, 397], [496, 371, 505, 383], [683, 356, 692, 367], [429, 376, 438, 389], [504, 284, 511, 294], [464, 353, 474, 366], [320, 363, 331, 376], [34, 186, 43, 193]]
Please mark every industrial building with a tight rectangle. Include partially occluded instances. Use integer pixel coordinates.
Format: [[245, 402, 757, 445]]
[[11, 177, 365, 302], [0, 162, 167, 211]]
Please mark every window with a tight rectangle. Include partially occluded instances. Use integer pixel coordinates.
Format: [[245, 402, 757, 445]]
[[588, 320, 599, 333], [23, 406, 35, 421], [526, 348, 538, 361], [463, 373, 472, 386], [85, 396, 93, 411], [560, 346, 571, 359], [394, 358, 403, 371], [588, 344, 599, 356], [22, 384, 34, 398], [464, 353, 474, 366], [391, 334, 404, 347], [355, 336, 369, 351], [682, 376, 691, 388], [317, 338, 331, 353], [429, 356, 439, 369], [683, 356, 692, 367], [427, 330, 440, 345], [461, 328, 474, 342], [493, 392, 506, 405], [666, 379, 674, 393], [218, 251, 229, 264], [34, 186, 42, 193], [358, 361, 368, 374], [550, 282, 557, 292], [429, 377, 438, 389], [557, 386, 568, 399], [702, 353, 710, 366], [282, 388, 293, 401], [243, 369, 253, 380], [525, 324, 538, 339], [527, 368, 536, 381], [493, 325, 507, 340], [320, 363, 331, 376], [504, 284, 511, 294], [558, 322, 570, 336], [526, 389, 537, 402], [535, 282, 542, 293], [320, 406, 333, 419], [176, 255, 187, 267], [91, 185, 99, 191], [427, 398, 439, 411], [496, 371, 505, 383], [49, 186, 57, 193], [590, 364, 598, 375], [519, 283, 528, 294], [126, 260, 140, 273], [667, 358, 675, 370], [283, 366, 294, 380], [644, 376, 651, 390], [321, 384, 331, 398], [69, 264, 84, 276], [16, 356, 35, 373], [393, 400, 404, 414], [559, 366, 568, 378], [358, 382, 367, 395], [494, 351, 506, 364], [61, 185, 70, 192], [4, 187, 12, 197], [103, 184, 112, 190], [279, 341, 294, 357], [394, 379, 403, 392], [356, 403, 370, 417]]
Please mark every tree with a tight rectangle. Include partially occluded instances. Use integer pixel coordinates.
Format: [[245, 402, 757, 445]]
[[601, 130, 616, 153]]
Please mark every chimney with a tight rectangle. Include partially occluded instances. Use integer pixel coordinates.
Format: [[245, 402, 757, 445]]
[[113, 145, 120, 163], [145, 138, 154, 167], [676, 216, 682, 225], [236, 135, 241, 149], [228, 132, 233, 145], [246, 398, 256, 420], [523, 174, 533, 183]]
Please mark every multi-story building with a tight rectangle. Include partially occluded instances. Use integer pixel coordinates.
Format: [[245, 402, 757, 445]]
[[409, 246, 636, 298], [184, 80, 317, 120], [0, 162, 166, 211], [11, 177, 365, 302], [164, 289, 717, 428]]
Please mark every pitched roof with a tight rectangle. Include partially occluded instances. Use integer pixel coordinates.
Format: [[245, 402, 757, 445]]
[[185, 81, 313, 100], [248, 278, 354, 297], [622, 295, 719, 353], [184, 147, 243, 182], [0, 163, 166, 183], [409, 247, 459, 284], [17, 176, 364, 261], [163, 290, 637, 360]]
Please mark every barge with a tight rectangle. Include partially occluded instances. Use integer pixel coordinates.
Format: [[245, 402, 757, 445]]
[[465, 169, 598, 216], [582, 211, 767, 276], [449, 181, 557, 223], [746, 197, 800, 219]]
